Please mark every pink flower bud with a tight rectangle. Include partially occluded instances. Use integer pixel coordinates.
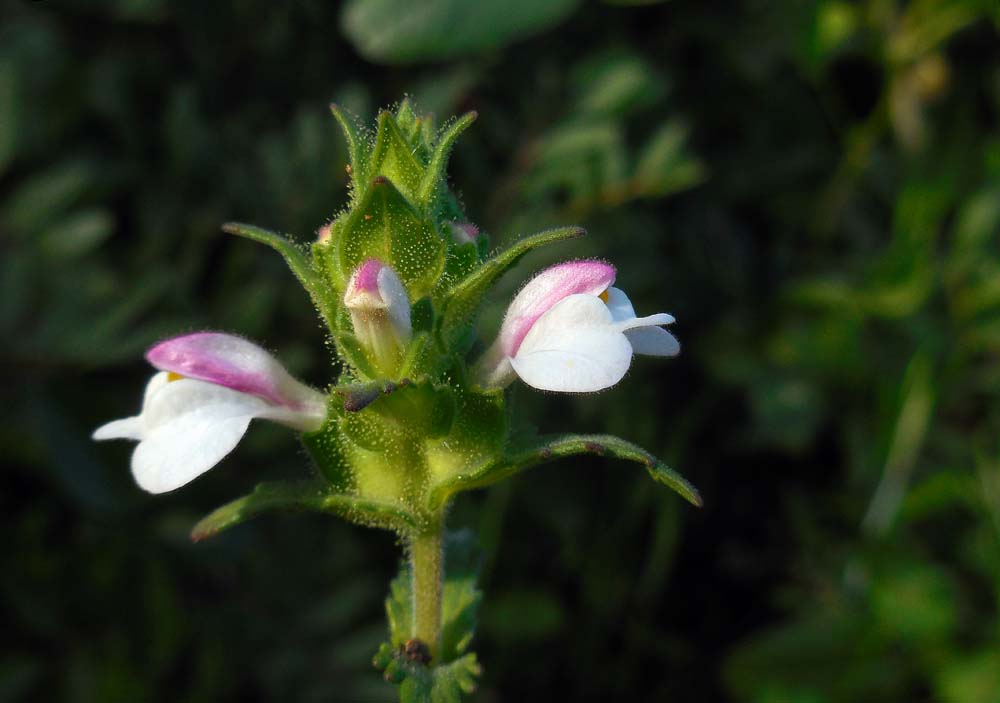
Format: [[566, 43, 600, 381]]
[[449, 222, 481, 245], [344, 259, 412, 372]]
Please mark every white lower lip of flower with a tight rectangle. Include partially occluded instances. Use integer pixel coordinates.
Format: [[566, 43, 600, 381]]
[[508, 294, 634, 392], [93, 372, 326, 494]]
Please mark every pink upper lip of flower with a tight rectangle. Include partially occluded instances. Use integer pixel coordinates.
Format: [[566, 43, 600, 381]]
[[145, 332, 297, 408], [501, 259, 616, 356], [351, 258, 384, 295]]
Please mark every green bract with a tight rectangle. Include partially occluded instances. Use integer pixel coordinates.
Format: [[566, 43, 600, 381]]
[[195, 100, 700, 702]]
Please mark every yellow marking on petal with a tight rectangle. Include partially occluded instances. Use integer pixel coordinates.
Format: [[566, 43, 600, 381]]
[[167, 372, 185, 382], [598, 290, 609, 303]]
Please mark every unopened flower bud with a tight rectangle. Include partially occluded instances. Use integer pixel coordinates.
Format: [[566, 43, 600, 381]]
[[448, 221, 480, 245], [344, 259, 412, 373]]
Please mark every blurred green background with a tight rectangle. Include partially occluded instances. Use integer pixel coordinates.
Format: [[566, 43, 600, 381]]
[[3, 0, 1000, 701]]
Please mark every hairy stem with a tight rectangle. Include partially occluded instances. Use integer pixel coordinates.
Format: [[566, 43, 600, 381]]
[[409, 521, 444, 660]]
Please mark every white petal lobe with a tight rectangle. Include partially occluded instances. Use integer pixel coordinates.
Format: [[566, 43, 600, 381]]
[[626, 327, 680, 357], [605, 287, 638, 322], [132, 413, 254, 493], [512, 294, 634, 392], [377, 266, 413, 340], [131, 378, 272, 493], [93, 417, 143, 441], [617, 312, 675, 331]]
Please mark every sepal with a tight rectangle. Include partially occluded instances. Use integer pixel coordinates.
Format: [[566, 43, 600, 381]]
[[332, 378, 457, 441], [423, 384, 506, 494], [332, 329, 381, 380], [329, 103, 367, 204], [369, 380, 456, 439], [417, 111, 477, 206], [334, 176, 445, 299], [331, 378, 414, 413], [369, 110, 427, 202]]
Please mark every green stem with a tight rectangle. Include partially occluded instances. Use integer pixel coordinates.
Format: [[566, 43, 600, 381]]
[[409, 522, 444, 661]]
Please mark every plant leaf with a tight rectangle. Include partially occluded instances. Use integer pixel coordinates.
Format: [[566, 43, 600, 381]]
[[190, 480, 420, 541], [418, 111, 477, 205], [329, 102, 367, 190], [222, 222, 337, 325], [368, 111, 426, 201], [431, 433, 702, 509]]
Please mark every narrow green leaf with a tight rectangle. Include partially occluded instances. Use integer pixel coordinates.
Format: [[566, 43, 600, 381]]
[[370, 111, 426, 199], [418, 111, 477, 204], [438, 225, 585, 347], [431, 433, 702, 509], [222, 222, 337, 325], [190, 480, 419, 541], [191, 480, 328, 541], [394, 97, 424, 144], [330, 102, 367, 187]]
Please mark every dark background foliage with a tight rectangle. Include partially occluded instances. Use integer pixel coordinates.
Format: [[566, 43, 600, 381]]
[[3, 0, 1000, 701]]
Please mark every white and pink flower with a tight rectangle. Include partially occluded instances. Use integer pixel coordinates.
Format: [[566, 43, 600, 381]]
[[343, 258, 412, 371], [475, 260, 679, 393], [93, 332, 327, 494]]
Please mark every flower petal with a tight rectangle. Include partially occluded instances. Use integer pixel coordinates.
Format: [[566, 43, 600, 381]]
[[377, 264, 413, 341], [617, 312, 676, 331], [93, 417, 142, 441], [132, 378, 273, 493], [93, 372, 171, 441], [605, 287, 675, 327], [500, 260, 616, 356], [625, 327, 680, 357], [145, 332, 325, 413], [604, 286, 638, 322], [604, 287, 679, 355], [511, 294, 633, 392]]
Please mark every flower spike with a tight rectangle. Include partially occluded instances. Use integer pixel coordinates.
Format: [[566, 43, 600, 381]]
[[91, 102, 700, 702]]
